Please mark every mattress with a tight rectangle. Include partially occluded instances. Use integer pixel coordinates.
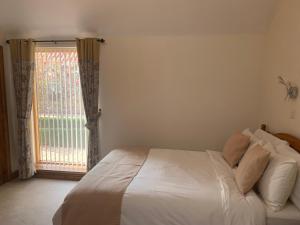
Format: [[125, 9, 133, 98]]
[[54, 202, 300, 225], [121, 148, 265, 225], [267, 201, 300, 225], [54, 148, 300, 225]]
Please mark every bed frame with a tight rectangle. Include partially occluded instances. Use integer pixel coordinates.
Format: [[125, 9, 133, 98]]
[[261, 124, 300, 154]]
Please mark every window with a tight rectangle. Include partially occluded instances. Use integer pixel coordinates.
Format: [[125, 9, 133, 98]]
[[34, 47, 87, 172]]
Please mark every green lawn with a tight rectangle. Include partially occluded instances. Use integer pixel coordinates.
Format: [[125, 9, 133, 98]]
[[38, 116, 87, 148]]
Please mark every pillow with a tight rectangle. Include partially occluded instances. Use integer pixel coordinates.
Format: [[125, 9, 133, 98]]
[[262, 142, 277, 154], [240, 130, 264, 166], [254, 129, 289, 147], [258, 143, 298, 212], [242, 128, 260, 145], [276, 144, 300, 210], [235, 144, 271, 194], [223, 132, 250, 168]]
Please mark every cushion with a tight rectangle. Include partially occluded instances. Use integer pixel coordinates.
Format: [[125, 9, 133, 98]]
[[242, 128, 262, 146], [276, 144, 300, 210], [235, 144, 271, 194], [254, 129, 289, 147], [258, 143, 298, 212], [223, 132, 250, 167]]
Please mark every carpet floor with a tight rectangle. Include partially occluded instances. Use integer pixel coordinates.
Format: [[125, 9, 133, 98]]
[[0, 178, 77, 225]]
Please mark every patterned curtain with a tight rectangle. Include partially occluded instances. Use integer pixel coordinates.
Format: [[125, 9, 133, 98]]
[[76, 38, 101, 170], [9, 39, 35, 179]]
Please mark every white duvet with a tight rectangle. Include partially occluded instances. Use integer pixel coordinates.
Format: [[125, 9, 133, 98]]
[[121, 148, 266, 225]]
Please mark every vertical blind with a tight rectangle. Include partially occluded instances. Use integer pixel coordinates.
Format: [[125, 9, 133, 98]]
[[35, 47, 87, 170]]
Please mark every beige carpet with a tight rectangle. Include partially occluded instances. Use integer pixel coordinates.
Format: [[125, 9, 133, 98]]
[[0, 178, 77, 225]]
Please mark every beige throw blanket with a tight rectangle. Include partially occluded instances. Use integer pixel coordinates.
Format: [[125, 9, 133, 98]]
[[57, 147, 149, 225]]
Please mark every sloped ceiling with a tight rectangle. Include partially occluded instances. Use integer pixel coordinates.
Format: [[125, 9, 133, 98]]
[[0, 0, 278, 37]]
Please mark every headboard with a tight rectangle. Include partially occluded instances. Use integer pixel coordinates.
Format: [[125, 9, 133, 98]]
[[261, 124, 300, 154]]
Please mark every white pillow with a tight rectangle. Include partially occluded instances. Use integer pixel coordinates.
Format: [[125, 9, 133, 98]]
[[254, 129, 289, 147], [276, 144, 300, 210], [242, 128, 261, 145], [258, 143, 298, 212], [262, 142, 277, 154]]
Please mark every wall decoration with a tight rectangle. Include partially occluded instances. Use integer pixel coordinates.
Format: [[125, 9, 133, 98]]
[[278, 76, 298, 100]]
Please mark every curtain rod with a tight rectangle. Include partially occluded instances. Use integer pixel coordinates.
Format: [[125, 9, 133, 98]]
[[6, 38, 105, 44]]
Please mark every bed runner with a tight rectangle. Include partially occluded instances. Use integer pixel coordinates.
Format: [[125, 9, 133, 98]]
[[60, 147, 150, 225]]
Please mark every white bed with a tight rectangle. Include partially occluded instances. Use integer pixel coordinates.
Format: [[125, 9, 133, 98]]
[[54, 148, 300, 225], [266, 201, 300, 225], [121, 148, 300, 225]]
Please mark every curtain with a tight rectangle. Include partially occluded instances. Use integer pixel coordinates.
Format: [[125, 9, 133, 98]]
[[10, 39, 35, 179], [76, 38, 101, 170]]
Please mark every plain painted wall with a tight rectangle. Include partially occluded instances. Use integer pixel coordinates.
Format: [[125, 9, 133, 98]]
[[99, 35, 265, 156], [2, 34, 265, 170], [260, 0, 300, 136]]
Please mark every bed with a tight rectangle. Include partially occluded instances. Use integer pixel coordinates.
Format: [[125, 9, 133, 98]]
[[267, 201, 300, 225], [53, 125, 300, 225]]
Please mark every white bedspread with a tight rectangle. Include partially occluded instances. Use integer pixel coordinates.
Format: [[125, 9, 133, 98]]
[[121, 148, 266, 225]]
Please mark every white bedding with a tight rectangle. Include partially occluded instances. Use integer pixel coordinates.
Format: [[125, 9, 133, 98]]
[[121, 148, 266, 225], [267, 201, 300, 225]]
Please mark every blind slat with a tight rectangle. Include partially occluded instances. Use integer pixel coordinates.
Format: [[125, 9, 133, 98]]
[[35, 47, 87, 170]]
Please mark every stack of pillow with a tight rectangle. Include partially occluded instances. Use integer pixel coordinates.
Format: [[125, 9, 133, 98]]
[[223, 128, 299, 212]]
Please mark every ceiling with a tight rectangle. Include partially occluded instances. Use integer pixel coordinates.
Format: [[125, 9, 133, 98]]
[[0, 0, 278, 37]]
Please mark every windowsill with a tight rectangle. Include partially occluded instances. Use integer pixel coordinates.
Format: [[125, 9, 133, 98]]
[[36, 162, 87, 172], [35, 163, 86, 181]]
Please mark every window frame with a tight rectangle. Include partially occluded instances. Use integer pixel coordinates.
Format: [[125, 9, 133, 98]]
[[32, 43, 87, 176]]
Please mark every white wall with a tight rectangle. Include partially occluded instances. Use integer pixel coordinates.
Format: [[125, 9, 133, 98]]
[[1, 34, 265, 167], [99, 35, 265, 156], [260, 0, 300, 136], [5, 1, 300, 169]]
